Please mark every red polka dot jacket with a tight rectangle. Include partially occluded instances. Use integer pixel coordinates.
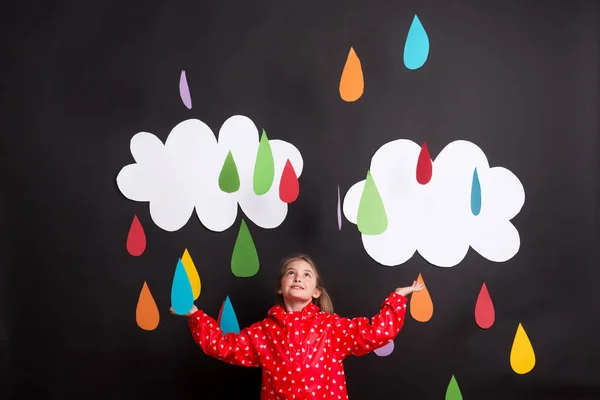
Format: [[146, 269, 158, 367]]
[[188, 292, 407, 399]]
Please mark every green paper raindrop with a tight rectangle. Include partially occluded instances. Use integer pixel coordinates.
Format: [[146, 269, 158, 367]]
[[231, 219, 260, 277], [218, 151, 240, 193], [253, 129, 275, 195], [445, 375, 463, 400], [357, 171, 388, 235]]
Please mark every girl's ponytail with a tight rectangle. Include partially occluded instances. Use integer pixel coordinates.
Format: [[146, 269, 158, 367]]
[[314, 287, 334, 314]]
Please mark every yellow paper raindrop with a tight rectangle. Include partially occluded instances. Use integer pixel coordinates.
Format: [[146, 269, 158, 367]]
[[510, 323, 535, 374], [182, 248, 201, 300]]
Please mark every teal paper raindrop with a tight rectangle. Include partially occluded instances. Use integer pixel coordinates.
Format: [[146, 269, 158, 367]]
[[403, 15, 430, 70], [471, 168, 482, 216], [171, 258, 194, 315], [219, 296, 240, 334]]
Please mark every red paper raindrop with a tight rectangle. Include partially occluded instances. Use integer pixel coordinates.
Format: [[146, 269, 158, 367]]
[[127, 215, 146, 256], [217, 300, 225, 324], [475, 283, 495, 329], [416, 142, 432, 185], [279, 159, 299, 203]]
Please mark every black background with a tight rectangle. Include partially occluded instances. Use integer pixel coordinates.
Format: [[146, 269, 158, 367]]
[[3, 0, 600, 399]]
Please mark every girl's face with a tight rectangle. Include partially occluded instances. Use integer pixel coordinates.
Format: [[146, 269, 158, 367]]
[[278, 259, 321, 305]]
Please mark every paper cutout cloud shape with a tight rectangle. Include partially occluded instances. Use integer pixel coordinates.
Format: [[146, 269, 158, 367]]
[[116, 115, 303, 232], [343, 140, 525, 267]]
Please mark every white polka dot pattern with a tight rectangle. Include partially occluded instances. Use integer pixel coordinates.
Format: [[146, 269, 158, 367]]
[[188, 292, 408, 399]]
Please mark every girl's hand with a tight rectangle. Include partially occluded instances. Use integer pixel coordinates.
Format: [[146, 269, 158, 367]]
[[395, 281, 425, 297], [169, 304, 198, 317]]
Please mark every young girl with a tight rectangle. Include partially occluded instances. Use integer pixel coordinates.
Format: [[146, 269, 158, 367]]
[[173, 254, 424, 399]]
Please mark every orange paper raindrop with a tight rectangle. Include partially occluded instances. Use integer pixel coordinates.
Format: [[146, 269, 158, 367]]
[[410, 273, 433, 322], [136, 281, 160, 331], [339, 47, 364, 102]]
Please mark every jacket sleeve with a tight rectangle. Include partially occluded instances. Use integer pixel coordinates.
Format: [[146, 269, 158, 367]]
[[188, 309, 261, 368], [332, 292, 407, 358]]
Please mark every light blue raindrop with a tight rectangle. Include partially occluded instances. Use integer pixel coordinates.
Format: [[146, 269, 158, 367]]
[[403, 15, 430, 70], [471, 168, 482, 216], [219, 296, 240, 334], [171, 258, 194, 315]]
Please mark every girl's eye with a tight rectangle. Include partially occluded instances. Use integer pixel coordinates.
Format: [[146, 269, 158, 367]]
[[304, 273, 311, 278]]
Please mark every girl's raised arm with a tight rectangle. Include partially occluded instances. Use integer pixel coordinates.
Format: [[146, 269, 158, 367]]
[[331, 292, 408, 359], [188, 309, 262, 368]]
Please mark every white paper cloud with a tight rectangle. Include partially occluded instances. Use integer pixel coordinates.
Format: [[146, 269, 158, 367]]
[[116, 115, 303, 232], [343, 140, 525, 267]]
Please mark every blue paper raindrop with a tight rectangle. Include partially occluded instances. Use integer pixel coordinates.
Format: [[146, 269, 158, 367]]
[[171, 258, 194, 315], [403, 15, 430, 70], [471, 168, 482, 216], [219, 296, 240, 334]]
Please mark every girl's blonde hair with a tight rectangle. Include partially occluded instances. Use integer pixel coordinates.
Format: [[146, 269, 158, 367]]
[[276, 253, 334, 314]]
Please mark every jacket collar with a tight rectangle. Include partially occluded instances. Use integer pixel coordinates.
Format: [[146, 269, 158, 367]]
[[268, 301, 320, 324]]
